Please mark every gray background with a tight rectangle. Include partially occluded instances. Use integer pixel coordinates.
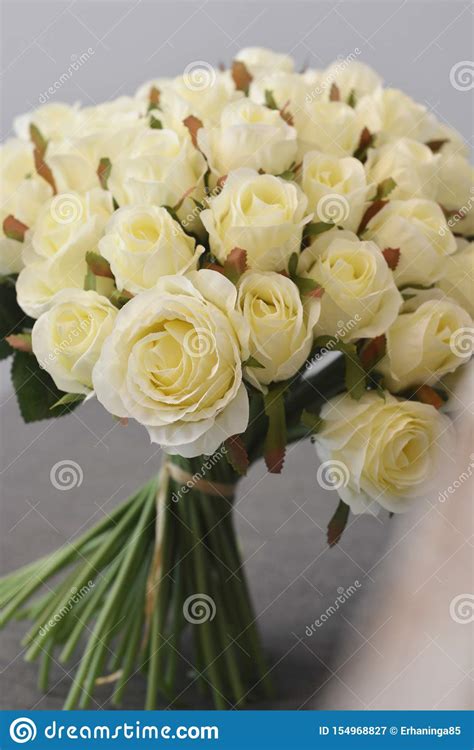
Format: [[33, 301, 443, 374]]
[[1, 0, 472, 711]]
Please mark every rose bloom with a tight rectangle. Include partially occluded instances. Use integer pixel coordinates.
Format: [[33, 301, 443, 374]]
[[200, 168, 310, 272], [32, 289, 117, 394], [235, 47, 295, 77], [320, 60, 382, 101], [17, 188, 114, 318], [197, 98, 297, 178], [301, 150, 372, 232], [92, 271, 250, 457], [364, 138, 439, 201], [299, 230, 402, 341], [0, 139, 53, 274], [249, 71, 312, 121], [435, 153, 474, 237], [237, 271, 321, 389], [364, 199, 457, 288], [14, 102, 82, 142], [314, 391, 453, 514], [99, 205, 203, 294], [376, 295, 472, 392], [436, 239, 474, 317], [297, 100, 364, 158], [107, 128, 207, 234], [356, 87, 430, 143]]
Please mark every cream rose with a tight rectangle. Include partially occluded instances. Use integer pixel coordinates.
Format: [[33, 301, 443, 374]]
[[365, 138, 439, 201], [92, 271, 250, 457], [364, 199, 457, 287], [0, 139, 52, 273], [14, 102, 81, 142], [166, 69, 242, 126], [301, 150, 372, 232], [32, 289, 117, 394], [200, 168, 310, 272], [298, 101, 364, 158], [356, 87, 429, 143], [237, 271, 320, 389], [299, 230, 402, 341], [436, 240, 474, 317], [107, 128, 207, 233], [321, 60, 382, 101], [435, 153, 474, 236], [17, 189, 114, 317], [98, 205, 203, 294], [235, 47, 294, 77], [377, 296, 472, 392], [197, 98, 297, 177], [249, 72, 312, 117], [314, 391, 453, 514]]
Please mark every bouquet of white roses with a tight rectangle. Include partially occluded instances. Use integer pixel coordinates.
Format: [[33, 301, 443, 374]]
[[1, 46, 472, 709]]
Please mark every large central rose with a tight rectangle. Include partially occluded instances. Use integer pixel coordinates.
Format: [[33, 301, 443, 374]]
[[92, 271, 250, 457]]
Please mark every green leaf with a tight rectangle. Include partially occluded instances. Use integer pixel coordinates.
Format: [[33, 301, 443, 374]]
[[85, 251, 114, 279], [347, 89, 357, 108], [327, 499, 350, 547], [0, 280, 33, 360], [263, 383, 287, 473], [293, 276, 323, 297], [373, 177, 396, 201], [300, 409, 323, 434], [97, 157, 112, 190], [11, 351, 82, 422], [224, 434, 249, 476], [51, 392, 86, 409], [244, 355, 265, 369], [313, 336, 367, 400], [303, 221, 334, 239], [264, 89, 278, 110], [109, 288, 133, 309], [149, 115, 163, 130]]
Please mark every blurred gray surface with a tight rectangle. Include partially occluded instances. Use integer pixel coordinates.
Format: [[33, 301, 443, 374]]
[[1, 0, 472, 711]]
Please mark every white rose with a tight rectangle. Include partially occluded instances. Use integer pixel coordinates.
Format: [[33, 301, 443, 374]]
[[365, 138, 439, 201], [92, 271, 250, 457], [14, 102, 81, 142], [314, 391, 453, 514], [98, 205, 203, 294], [321, 60, 382, 100], [299, 230, 402, 341], [0, 139, 52, 273], [17, 189, 114, 317], [237, 270, 321, 388], [377, 296, 472, 392], [107, 128, 207, 233], [435, 153, 474, 236], [200, 168, 310, 272], [197, 98, 297, 178], [166, 69, 242, 126], [48, 125, 145, 194], [32, 289, 117, 394], [249, 71, 311, 116], [301, 150, 372, 232], [436, 240, 474, 317], [298, 101, 364, 158], [79, 97, 147, 135], [356, 87, 429, 143], [235, 47, 294, 77], [364, 199, 457, 287]]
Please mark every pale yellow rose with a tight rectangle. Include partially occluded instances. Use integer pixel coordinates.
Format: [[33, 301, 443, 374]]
[[235, 47, 294, 77], [14, 102, 81, 142], [314, 391, 453, 513], [32, 289, 117, 394], [299, 230, 402, 341], [298, 101, 364, 158], [237, 270, 321, 389], [436, 239, 474, 317], [364, 199, 457, 287], [200, 168, 310, 272], [321, 60, 382, 101], [365, 138, 439, 201], [356, 87, 430, 143], [99, 205, 203, 294], [435, 153, 474, 236], [92, 271, 250, 457]]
